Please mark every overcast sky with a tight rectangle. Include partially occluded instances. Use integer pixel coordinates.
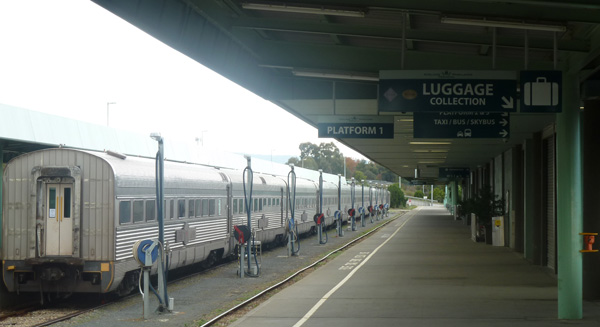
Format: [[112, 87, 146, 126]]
[[0, 0, 364, 161]]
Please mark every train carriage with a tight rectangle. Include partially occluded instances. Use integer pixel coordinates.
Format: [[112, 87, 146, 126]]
[[1, 149, 232, 295]]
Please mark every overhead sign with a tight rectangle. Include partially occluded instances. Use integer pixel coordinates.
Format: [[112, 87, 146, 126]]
[[378, 70, 517, 113], [317, 115, 394, 139], [520, 70, 562, 113], [439, 168, 470, 179], [414, 112, 510, 139]]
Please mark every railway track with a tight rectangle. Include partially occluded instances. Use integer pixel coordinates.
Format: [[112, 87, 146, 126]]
[[0, 259, 234, 327]]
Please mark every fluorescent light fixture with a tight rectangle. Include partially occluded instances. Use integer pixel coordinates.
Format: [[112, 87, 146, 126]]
[[441, 17, 567, 32], [418, 161, 446, 164], [410, 141, 452, 145], [412, 149, 449, 153], [242, 2, 366, 17], [397, 118, 414, 122], [292, 70, 379, 81]]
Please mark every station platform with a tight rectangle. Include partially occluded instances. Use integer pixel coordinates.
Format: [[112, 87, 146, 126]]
[[231, 207, 600, 327]]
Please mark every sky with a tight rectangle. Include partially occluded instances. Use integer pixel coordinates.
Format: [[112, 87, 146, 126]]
[[0, 0, 364, 162]]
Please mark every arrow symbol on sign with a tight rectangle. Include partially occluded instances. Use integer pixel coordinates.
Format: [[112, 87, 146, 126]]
[[500, 118, 508, 127], [502, 96, 514, 109], [499, 129, 508, 138], [501, 112, 509, 117]]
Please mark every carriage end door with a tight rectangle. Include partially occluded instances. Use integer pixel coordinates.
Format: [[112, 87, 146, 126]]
[[45, 183, 73, 256]]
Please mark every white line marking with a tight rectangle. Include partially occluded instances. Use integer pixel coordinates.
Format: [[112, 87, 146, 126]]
[[292, 214, 414, 327]]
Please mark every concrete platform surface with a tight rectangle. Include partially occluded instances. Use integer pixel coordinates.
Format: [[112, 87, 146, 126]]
[[231, 207, 600, 327]]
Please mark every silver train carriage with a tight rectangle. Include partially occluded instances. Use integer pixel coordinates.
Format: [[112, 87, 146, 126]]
[[1, 148, 389, 295]]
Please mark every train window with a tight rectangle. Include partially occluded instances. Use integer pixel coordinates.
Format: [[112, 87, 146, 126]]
[[202, 199, 209, 216], [133, 201, 144, 222], [259, 198, 263, 211], [209, 199, 216, 216], [63, 187, 71, 218], [189, 200, 195, 217], [254, 199, 258, 212], [233, 199, 238, 214], [169, 200, 174, 219], [195, 200, 202, 217], [119, 201, 131, 224], [146, 200, 156, 221], [277, 198, 280, 206], [268, 198, 271, 206], [48, 187, 56, 217], [178, 200, 186, 219], [217, 199, 222, 216]]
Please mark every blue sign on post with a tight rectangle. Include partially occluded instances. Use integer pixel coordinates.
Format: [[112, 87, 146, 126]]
[[520, 70, 562, 113], [318, 123, 393, 138], [317, 115, 394, 139], [379, 70, 517, 113], [413, 112, 510, 139]]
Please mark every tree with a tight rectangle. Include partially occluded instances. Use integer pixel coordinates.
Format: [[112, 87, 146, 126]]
[[413, 190, 424, 198], [388, 183, 406, 208], [289, 141, 399, 180], [433, 187, 445, 203], [354, 170, 367, 182]]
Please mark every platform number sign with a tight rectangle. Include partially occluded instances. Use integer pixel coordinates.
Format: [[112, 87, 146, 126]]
[[520, 71, 562, 113]]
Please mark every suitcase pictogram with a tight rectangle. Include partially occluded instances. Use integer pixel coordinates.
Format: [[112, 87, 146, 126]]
[[523, 77, 559, 106]]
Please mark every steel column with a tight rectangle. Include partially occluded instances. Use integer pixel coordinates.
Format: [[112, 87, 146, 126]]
[[556, 74, 583, 319]]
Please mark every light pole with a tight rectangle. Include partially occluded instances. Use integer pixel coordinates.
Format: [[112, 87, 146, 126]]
[[201, 130, 207, 146], [106, 102, 116, 126]]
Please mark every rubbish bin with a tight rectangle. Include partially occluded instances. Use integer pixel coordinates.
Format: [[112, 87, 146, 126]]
[[492, 216, 504, 246]]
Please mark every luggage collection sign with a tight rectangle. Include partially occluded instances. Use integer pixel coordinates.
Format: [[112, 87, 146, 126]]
[[378, 70, 517, 113], [413, 112, 510, 139], [378, 70, 562, 114]]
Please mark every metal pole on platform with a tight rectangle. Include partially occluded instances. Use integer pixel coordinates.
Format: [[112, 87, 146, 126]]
[[337, 174, 343, 237], [150, 132, 170, 312], [361, 180, 366, 227]]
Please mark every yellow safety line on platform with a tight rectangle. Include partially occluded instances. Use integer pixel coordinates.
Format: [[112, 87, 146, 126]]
[[292, 208, 419, 327]]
